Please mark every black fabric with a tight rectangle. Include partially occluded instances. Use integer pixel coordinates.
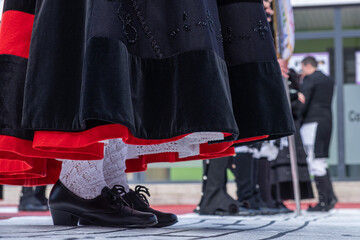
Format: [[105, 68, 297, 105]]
[[0, 55, 34, 139], [269, 92, 314, 200], [271, 122, 311, 183], [0, 185, 3, 199], [228, 153, 257, 202], [300, 71, 333, 158], [228, 62, 295, 141], [3, 0, 36, 14], [18, 0, 294, 142], [24, 37, 238, 138], [257, 158, 277, 208], [301, 71, 334, 123], [198, 157, 239, 215], [217, 0, 262, 6]]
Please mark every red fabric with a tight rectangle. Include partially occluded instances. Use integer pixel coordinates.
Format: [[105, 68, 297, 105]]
[[0, 158, 61, 186], [0, 10, 34, 59], [0, 124, 269, 185], [0, 135, 104, 160], [125, 142, 236, 172], [1, 122, 268, 185], [234, 135, 269, 144], [33, 124, 195, 149]]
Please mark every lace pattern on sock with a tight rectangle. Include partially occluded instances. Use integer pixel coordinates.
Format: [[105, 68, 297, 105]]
[[103, 139, 129, 192], [59, 160, 107, 199], [127, 132, 224, 160]]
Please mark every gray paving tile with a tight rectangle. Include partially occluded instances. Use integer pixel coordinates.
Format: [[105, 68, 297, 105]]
[[0, 209, 360, 240]]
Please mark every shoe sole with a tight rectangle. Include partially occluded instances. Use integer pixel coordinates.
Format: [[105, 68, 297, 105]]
[[51, 208, 158, 228], [153, 219, 178, 228]]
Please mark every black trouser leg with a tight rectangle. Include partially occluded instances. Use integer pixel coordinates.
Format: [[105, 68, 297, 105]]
[[229, 153, 256, 202], [199, 157, 238, 215], [257, 158, 277, 208], [325, 169, 337, 204], [0, 185, 3, 199]]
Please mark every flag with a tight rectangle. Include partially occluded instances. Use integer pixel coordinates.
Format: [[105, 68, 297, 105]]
[[274, 0, 295, 61]]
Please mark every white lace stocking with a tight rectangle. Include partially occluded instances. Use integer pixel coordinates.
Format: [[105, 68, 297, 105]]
[[103, 139, 129, 192], [127, 132, 224, 160], [59, 159, 107, 199]]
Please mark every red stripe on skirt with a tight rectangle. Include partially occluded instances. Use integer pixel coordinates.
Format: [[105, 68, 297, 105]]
[[0, 10, 34, 59]]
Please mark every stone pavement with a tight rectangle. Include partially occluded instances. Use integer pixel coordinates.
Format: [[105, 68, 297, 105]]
[[0, 209, 359, 240]]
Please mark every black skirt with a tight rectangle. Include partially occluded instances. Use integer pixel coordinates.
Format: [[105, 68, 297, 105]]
[[0, 0, 294, 185]]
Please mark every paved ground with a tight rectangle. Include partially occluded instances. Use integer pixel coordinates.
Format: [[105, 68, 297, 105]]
[[0, 207, 359, 240]]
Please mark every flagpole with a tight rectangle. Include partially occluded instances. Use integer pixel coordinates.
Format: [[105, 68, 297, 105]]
[[273, 0, 301, 216]]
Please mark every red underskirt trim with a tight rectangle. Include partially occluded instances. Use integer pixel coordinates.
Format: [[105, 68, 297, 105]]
[[125, 142, 236, 172], [33, 124, 233, 151], [0, 124, 269, 185], [0, 10, 34, 59], [0, 135, 104, 160], [233, 135, 269, 144], [0, 159, 32, 173], [0, 158, 61, 186]]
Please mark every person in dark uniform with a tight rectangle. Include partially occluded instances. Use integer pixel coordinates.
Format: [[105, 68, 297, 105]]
[[300, 56, 337, 212], [258, 69, 314, 212], [196, 145, 279, 216], [229, 145, 280, 215]]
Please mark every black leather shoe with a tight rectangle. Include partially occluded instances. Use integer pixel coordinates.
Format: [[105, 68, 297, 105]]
[[121, 186, 177, 227], [18, 195, 49, 211], [49, 181, 158, 227], [79, 185, 177, 228], [18, 187, 49, 212]]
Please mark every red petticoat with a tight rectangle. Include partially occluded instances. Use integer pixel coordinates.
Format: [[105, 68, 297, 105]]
[[0, 123, 268, 186]]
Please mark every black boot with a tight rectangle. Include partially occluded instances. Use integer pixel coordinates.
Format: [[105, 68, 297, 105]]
[[18, 187, 49, 211], [49, 181, 157, 227], [277, 202, 293, 213], [198, 157, 239, 215], [325, 170, 338, 209], [308, 172, 337, 212], [34, 186, 48, 206], [229, 153, 258, 216], [122, 185, 178, 227]]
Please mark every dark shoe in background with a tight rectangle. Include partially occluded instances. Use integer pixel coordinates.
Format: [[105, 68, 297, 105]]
[[277, 202, 294, 213], [34, 186, 48, 206], [308, 172, 338, 212], [50, 181, 157, 227], [18, 187, 49, 212], [241, 197, 279, 216]]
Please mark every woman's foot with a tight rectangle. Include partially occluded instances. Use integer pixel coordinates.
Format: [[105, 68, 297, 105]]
[[80, 185, 178, 227], [122, 185, 178, 227], [49, 181, 158, 227]]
